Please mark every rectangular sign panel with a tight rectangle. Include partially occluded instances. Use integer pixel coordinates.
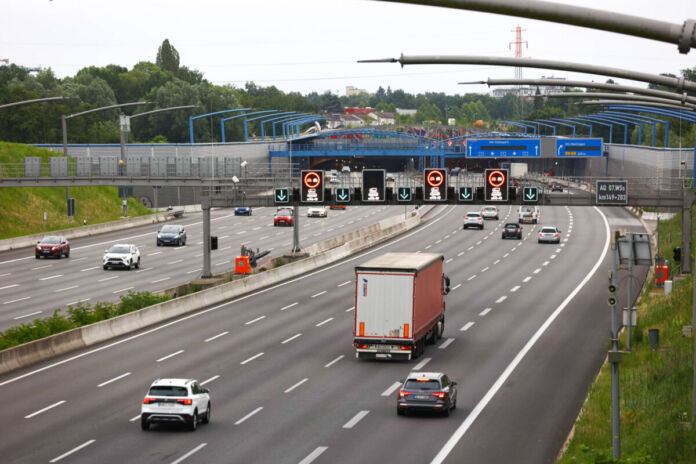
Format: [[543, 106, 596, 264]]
[[523, 187, 538, 202], [362, 169, 386, 202], [467, 139, 540, 158], [556, 138, 603, 157], [596, 180, 627, 205], [335, 188, 351, 203], [397, 187, 412, 202], [424, 169, 447, 202], [274, 188, 290, 204]]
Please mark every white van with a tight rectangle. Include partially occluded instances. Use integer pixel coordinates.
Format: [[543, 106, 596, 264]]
[[518, 205, 540, 224]]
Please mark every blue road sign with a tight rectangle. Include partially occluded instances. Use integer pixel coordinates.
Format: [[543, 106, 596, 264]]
[[458, 187, 474, 201], [556, 138, 603, 157], [467, 139, 540, 158], [274, 188, 289, 203], [397, 187, 412, 202], [335, 188, 351, 203]]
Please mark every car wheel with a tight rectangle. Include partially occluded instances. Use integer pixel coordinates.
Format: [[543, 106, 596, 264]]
[[156, 242, 161, 247], [189, 410, 198, 431], [57, 251, 62, 259], [35, 255, 40, 259], [443, 405, 451, 417], [202, 402, 211, 424], [103, 265, 109, 270], [65, 249, 70, 258], [135, 258, 140, 269], [452, 398, 457, 410], [141, 417, 149, 430], [397, 406, 404, 416]]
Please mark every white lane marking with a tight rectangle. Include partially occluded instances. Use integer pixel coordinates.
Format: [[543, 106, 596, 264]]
[[200, 376, 220, 386], [343, 410, 370, 429], [0, 206, 460, 387], [564, 238, 569, 242], [186, 268, 202, 274], [129, 415, 140, 422], [281, 302, 298, 311], [0, 273, 10, 277], [445, 258, 453, 264], [245, 315, 266, 325], [282, 333, 302, 344], [31, 265, 52, 271], [167, 259, 183, 265], [479, 307, 492, 316], [259, 236, 269, 240], [467, 246, 474, 251], [381, 381, 402, 397], [113, 287, 134, 294], [439, 338, 455, 349], [299, 447, 328, 464], [97, 372, 131, 388], [49, 439, 96, 463], [337, 280, 351, 287], [496, 296, 507, 303], [523, 276, 532, 283], [550, 254, 557, 259], [445, 235, 450, 239], [54, 285, 79, 293], [98, 276, 118, 282], [481, 267, 489, 273], [66, 298, 90, 306], [533, 268, 542, 274], [235, 406, 263, 425], [510, 285, 520, 292], [151, 277, 170, 283], [0, 284, 18, 290], [413, 357, 432, 370], [135, 267, 152, 273], [436, 239, 442, 244], [460, 322, 475, 331], [503, 253, 509, 258], [467, 275, 476, 281], [494, 259, 501, 265], [4, 296, 31, 305], [556, 248, 562, 253], [457, 251, 464, 257], [316, 318, 334, 327], [451, 283, 461, 291], [13, 310, 41, 319], [483, 236, 488, 240], [425, 245, 432, 250], [147, 251, 162, 256], [345, 306, 355, 312], [39, 274, 63, 281], [311, 291, 327, 298], [543, 261, 550, 266], [25, 400, 66, 419], [219, 235, 230, 239], [431, 206, 611, 464], [241, 352, 264, 365], [171, 443, 207, 464], [325, 355, 344, 368], [204, 331, 228, 342], [284, 378, 309, 393], [156, 350, 184, 362], [476, 241, 482, 245]]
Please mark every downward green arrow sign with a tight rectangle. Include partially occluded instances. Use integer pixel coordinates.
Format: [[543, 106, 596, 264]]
[[338, 192, 348, 200]]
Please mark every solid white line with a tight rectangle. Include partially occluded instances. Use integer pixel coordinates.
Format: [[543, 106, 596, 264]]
[[171, 443, 207, 464], [452, 283, 461, 290], [98, 276, 118, 282], [523, 276, 532, 283], [311, 290, 327, 298], [431, 206, 611, 464], [151, 277, 170, 283], [510, 285, 520, 292], [113, 286, 134, 294], [55, 285, 79, 293], [25, 400, 66, 419], [156, 349, 184, 362], [413, 357, 432, 370], [439, 338, 455, 349], [460, 322, 475, 331], [479, 307, 492, 316], [316, 318, 334, 327], [245, 315, 266, 325], [282, 333, 302, 344], [235, 406, 263, 425], [325, 355, 344, 367], [200, 375, 219, 386], [204, 331, 228, 342], [496, 296, 507, 303], [284, 378, 309, 393], [533, 268, 542, 274], [337, 280, 351, 287], [343, 410, 370, 429], [49, 439, 95, 463], [241, 352, 264, 365], [39, 274, 63, 281], [345, 306, 355, 312], [381, 381, 402, 397], [298, 447, 328, 464], [4, 297, 31, 305], [0, 284, 18, 290], [97, 372, 131, 387], [13, 310, 41, 319], [280, 302, 298, 311]]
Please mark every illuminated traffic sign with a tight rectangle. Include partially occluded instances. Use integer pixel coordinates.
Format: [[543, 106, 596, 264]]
[[362, 169, 385, 202], [397, 187, 412, 202], [275, 188, 290, 204], [301, 170, 324, 203], [424, 168, 447, 202], [335, 188, 351, 203], [485, 169, 508, 202], [458, 187, 473, 201], [523, 187, 538, 202]]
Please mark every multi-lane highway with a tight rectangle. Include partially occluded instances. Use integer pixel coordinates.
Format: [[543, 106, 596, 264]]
[[0, 205, 405, 331], [0, 202, 647, 463]]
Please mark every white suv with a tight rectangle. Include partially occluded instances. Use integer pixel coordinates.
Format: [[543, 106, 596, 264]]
[[480, 206, 499, 220], [103, 243, 141, 270], [141, 378, 211, 431]]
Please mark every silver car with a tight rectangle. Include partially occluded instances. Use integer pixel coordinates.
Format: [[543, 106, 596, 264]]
[[463, 212, 484, 229], [538, 226, 562, 244], [480, 206, 499, 220]]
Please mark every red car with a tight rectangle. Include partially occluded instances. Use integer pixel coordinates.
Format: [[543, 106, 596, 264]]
[[35, 235, 70, 259], [274, 209, 294, 226]]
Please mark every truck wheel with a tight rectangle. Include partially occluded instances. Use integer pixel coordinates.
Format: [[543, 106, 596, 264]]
[[437, 320, 444, 340]]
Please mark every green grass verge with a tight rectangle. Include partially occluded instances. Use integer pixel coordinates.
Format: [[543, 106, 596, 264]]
[[0, 142, 153, 239], [558, 207, 696, 463], [0, 291, 170, 350]]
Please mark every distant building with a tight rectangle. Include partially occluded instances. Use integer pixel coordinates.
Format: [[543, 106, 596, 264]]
[[491, 76, 567, 100], [346, 86, 367, 97], [396, 108, 417, 116], [368, 111, 397, 126]]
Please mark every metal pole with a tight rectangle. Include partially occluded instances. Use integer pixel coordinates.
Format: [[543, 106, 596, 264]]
[[610, 246, 621, 459], [61, 115, 70, 202], [202, 205, 212, 278], [292, 206, 301, 253], [683, 188, 693, 274], [627, 233, 633, 350]]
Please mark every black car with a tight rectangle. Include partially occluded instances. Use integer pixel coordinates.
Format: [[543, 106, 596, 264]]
[[397, 372, 457, 417], [156, 224, 187, 246], [502, 223, 522, 239]]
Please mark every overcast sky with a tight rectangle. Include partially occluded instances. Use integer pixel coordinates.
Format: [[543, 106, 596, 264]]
[[3, 0, 694, 98]]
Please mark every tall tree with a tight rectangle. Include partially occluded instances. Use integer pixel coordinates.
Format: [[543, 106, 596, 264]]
[[156, 39, 180, 72]]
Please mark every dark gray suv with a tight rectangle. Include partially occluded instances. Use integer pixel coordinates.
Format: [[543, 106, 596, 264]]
[[397, 372, 457, 416]]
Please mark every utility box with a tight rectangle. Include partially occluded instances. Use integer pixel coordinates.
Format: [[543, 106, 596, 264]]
[[655, 265, 668, 286], [24, 157, 41, 177], [50, 157, 68, 177], [210, 236, 218, 250], [235, 255, 251, 274]]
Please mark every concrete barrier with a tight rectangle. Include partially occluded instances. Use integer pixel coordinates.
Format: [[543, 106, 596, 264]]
[[0, 210, 423, 375]]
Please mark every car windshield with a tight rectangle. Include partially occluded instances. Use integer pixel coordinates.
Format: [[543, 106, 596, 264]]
[[108, 245, 131, 254], [505, 224, 518, 229], [277, 210, 292, 215], [404, 379, 440, 390], [466, 213, 481, 218], [160, 226, 179, 233], [483, 207, 496, 211], [520, 206, 534, 212], [541, 228, 557, 233], [41, 236, 61, 244], [148, 386, 188, 397]]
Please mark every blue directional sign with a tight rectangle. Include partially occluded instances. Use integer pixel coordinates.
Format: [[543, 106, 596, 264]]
[[274, 188, 290, 204], [556, 138, 603, 157], [397, 187, 412, 202], [467, 139, 540, 158], [523, 187, 538, 202], [458, 187, 474, 201], [335, 188, 351, 203]]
